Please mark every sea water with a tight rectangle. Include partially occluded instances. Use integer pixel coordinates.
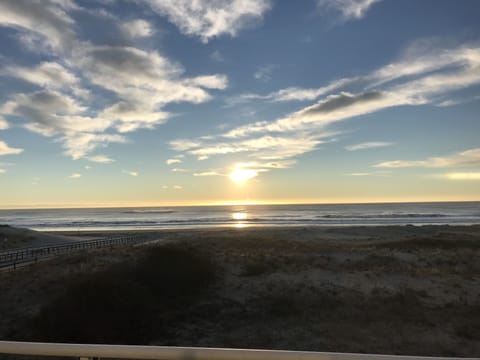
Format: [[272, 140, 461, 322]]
[[0, 202, 479, 231]]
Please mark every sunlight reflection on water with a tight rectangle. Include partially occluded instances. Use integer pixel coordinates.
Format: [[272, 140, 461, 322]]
[[231, 212, 249, 228]]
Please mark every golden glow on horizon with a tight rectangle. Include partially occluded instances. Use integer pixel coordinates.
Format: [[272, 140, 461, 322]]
[[229, 169, 258, 184]]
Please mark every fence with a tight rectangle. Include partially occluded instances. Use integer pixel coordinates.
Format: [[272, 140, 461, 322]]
[[0, 235, 151, 271], [0, 341, 476, 360]]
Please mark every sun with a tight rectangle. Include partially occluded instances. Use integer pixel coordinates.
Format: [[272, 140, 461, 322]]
[[229, 169, 258, 184]]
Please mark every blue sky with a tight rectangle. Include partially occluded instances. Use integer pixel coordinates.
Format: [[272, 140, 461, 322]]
[[0, 0, 479, 208]]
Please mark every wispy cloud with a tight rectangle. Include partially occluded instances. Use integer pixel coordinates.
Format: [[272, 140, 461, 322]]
[[144, 0, 272, 43], [193, 171, 222, 177], [166, 159, 182, 165], [210, 50, 224, 62], [88, 155, 115, 163], [0, 1, 230, 161], [254, 64, 276, 82], [123, 170, 138, 177], [316, 0, 381, 21], [0, 169, 6, 174], [171, 42, 480, 177], [121, 19, 154, 39], [0, 0, 77, 52], [375, 148, 480, 168], [346, 141, 393, 151], [69, 173, 81, 178], [173, 185, 182, 190], [443, 172, 480, 180], [0, 140, 23, 156]]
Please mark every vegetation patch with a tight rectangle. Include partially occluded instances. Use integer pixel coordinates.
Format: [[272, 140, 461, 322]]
[[29, 245, 219, 344]]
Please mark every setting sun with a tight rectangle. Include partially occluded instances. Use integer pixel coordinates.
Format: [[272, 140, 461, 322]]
[[229, 169, 258, 184]]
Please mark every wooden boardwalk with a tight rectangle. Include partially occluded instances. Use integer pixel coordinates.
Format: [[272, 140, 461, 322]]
[[0, 235, 151, 271]]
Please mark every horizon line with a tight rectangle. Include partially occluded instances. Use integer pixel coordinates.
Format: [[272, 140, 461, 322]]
[[1, 198, 479, 210]]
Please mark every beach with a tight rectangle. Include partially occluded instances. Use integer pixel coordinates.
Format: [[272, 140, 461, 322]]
[[0, 225, 479, 356]]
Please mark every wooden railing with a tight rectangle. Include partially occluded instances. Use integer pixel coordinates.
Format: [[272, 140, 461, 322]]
[[0, 235, 152, 271], [0, 341, 476, 360]]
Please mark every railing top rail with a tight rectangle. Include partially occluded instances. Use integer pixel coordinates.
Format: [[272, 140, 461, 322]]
[[0, 235, 143, 256], [0, 341, 476, 360]]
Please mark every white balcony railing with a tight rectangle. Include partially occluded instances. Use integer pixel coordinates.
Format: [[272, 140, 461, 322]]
[[0, 341, 477, 360]]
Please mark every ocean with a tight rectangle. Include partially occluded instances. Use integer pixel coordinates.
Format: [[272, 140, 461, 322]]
[[0, 202, 479, 231]]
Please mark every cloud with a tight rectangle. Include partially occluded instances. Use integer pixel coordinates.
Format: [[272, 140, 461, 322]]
[[123, 170, 138, 177], [121, 19, 154, 38], [0, 140, 23, 155], [88, 155, 115, 163], [346, 141, 393, 151], [193, 171, 221, 177], [166, 158, 182, 165], [62, 133, 126, 160], [3, 61, 79, 89], [0, 7, 229, 161], [254, 65, 276, 82], [347, 171, 390, 176], [210, 50, 224, 62], [443, 172, 480, 180], [0, 117, 8, 130], [316, 0, 381, 20], [375, 148, 480, 168], [222, 91, 398, 138], [171, 42, 480, 178], [171, 168, 188, 172], [144, 0, 272, 42], [173, 185, 182, 190], [74, 45, 227, 133], [0, 0, 77, 52], [185, 134, 324, 161], [0, 169, 5, 174], [0, 90, 127, 159], [69, 173, 81, 178]]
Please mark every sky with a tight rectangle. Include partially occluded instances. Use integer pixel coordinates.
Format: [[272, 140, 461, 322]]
[[0, 0, 480, 208]]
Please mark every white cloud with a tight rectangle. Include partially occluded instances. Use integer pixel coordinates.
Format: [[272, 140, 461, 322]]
[[0, 141, 23, 155], [346, 141, 393, 151], [0, 0, 77, 52], [173, 185, 182, 190], [69, 173, 81, 178], [444, 172, 480, 180], [316, 0, 381, 20], [0, 169, 5, 174], [123, 170, 138, 177], [193, 171, 221, 177], [171, 168, 188, 172], [88, 155, 115, 163], [171, 43, 480, 178], [4, 61, 78, 89], [0, 117, 8, 130], [74, 45, 227, 133], [145, 0, 272, 42], [375, 148, 480, 168], [187, 134, 324, 161], [121, 19, 154, 38], [166, 158, 182, 165], [62, 133, 126, 160]]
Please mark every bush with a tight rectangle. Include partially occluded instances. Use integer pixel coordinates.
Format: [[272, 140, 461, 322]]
[[30, 245, 218, 344]]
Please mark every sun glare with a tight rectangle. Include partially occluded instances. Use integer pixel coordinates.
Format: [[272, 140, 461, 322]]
[[229, 169, 258, 184]]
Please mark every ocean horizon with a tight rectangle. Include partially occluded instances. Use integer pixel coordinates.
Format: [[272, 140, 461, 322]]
[[0, 201, 479, 232]]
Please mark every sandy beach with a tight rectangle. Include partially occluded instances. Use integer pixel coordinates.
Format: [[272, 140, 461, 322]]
[[0, 225, 479, 356]]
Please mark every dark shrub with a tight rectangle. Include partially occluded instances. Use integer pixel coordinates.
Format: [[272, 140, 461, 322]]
[[30, 245, 218, 344]]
